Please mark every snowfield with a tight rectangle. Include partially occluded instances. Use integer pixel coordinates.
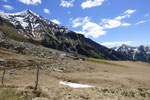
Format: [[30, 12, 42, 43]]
[[59, 81, 94, 88]]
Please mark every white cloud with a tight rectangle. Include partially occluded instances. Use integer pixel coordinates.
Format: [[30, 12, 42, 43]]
[[2, 5, 14, 10], [100, 41, 133, 48], [60, 0, 75, 8], [83, 21, 106, 38], [18, 0, 41, 5], [2, 0, 8, 2], [124, 9, 136, 15], [115, 16, 126, 20], [100, 9, 136, 29], [135, 21, 146, 25], [51, 19, 61, 25], [115, 9, 136, 20], [71, 9, 135, 38], [101, 19, 121, 29], [122, 23, 131, 26], [71, 17, 90, 28], [81, 0, 104, 9], [145, 13, 149, 17], [44, 9, 50, 14], [74, 31, 85, 35], [72, 17, 106, 38], [72, 18, 83, 27]]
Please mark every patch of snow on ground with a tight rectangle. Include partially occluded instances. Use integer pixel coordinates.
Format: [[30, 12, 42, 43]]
[[59, 81, 94, 88]]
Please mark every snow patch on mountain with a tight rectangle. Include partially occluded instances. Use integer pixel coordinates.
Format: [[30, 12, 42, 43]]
[[0, 10, 70, 40], [113, 44, 150, 62]]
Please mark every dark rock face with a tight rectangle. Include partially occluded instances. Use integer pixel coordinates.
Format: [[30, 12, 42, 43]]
[[0, 10, 130, 60], [113, 44, 150, 62]]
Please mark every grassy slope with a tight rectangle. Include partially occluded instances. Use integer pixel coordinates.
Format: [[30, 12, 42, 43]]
[[85, 58, 125, 67], [0, 17, 38, 44], [0, 48, 150, 99]]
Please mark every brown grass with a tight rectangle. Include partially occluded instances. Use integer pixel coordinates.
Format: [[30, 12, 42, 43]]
[[0, 49, 150, 100]]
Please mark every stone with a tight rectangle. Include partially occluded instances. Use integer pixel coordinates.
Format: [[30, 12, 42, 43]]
[[32, 97, 49, 100], [54, 67, 64, 72], [9, 70, 18, 75], [0, 58, 5, 62]]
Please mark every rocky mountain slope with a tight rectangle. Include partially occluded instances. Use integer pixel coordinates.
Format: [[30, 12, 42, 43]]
[[113, 44, 150, 62], [0, 10, 130, 60]]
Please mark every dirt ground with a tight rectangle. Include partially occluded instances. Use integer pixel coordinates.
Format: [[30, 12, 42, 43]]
[[0, 49, 150, 100]]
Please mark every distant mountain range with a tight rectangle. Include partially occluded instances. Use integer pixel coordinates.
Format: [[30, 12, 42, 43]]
[[113, 44, 150, 62], [0, 10, 130, 60]]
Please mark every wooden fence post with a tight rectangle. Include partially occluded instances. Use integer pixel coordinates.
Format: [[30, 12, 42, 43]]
[[2, 63, 6, 85], [34, 63, 40, 91]]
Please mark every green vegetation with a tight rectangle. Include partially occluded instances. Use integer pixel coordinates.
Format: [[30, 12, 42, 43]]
[[138, 88, 150, 98], [121, 91, 135, 97], [85, 58, 125, 67], [0, 17, 37, 44], [0, 26, 31, 43], [139, 92, 146, 98], [101, 88, 109, 93]]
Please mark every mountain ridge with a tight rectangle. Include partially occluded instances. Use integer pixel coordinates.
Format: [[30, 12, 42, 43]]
[[113, 44, 150, 62], [0, 10, 130, 60]]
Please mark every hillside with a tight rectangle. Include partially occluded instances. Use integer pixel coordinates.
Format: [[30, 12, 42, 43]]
[[0, 49, 150, 100], [0, 10, 130, 60], [0, 11, 149, 99]]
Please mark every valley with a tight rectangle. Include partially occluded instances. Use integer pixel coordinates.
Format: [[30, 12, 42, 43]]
[[0, 9, 150, 100], [0, 48, 150, 100]]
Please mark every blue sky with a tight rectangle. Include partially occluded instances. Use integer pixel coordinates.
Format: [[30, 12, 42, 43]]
[[0, 0, 150, 47]]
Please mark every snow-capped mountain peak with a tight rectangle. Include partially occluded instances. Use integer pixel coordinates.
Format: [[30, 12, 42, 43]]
[[113, 44, 150, 62], [0, 10, 70, 40], [0, 9, 40, 17], [0, 10, 41, 28]]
